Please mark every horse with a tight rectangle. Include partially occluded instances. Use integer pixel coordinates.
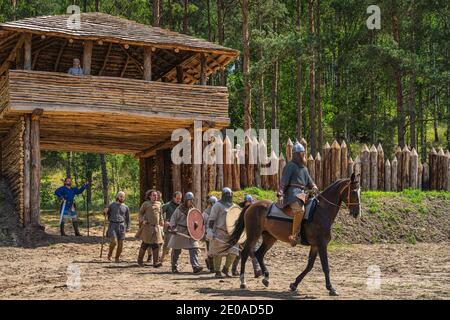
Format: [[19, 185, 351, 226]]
[[227, 173, 361, 296]]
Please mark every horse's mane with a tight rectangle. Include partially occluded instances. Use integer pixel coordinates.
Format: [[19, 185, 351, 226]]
[[321, 178, 351, 196]]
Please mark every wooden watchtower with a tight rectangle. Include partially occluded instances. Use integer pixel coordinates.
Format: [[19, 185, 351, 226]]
[[0, 13, 238, 229]]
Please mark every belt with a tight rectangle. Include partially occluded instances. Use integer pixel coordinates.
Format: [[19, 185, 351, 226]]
[[287, 184, 305, 189]]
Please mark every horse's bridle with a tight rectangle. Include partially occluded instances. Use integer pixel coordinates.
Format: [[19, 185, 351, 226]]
[[316, 180, 360, 209]]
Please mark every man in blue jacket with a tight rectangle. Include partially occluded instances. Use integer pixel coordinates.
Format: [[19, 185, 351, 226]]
[[55, 177, 89, 236]]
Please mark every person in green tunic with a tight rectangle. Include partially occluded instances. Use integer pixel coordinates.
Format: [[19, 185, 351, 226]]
[[160, 191, 182, 264], [279, 142, 318, 246]]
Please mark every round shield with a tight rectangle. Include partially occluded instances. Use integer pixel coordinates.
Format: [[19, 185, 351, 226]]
[[225, 205, 247, 244], [187, 208, 205, 241]]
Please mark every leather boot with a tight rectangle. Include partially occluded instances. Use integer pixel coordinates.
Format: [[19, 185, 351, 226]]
[[60, 221, 67, 236], [137, 243, 147, 267], [115, 240, 123, 262], [152, 246, 162, 268], [72, 220, 82, 236], [146, 247, 152, 262], [288, 206, 304, 247]]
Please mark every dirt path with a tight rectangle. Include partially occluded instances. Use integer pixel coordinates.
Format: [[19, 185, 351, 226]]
[[0, 225, 448, 300]]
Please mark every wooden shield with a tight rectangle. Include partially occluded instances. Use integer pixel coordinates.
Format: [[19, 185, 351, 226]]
[[187, 208, 205, 241], [225, 205, 247, 244]]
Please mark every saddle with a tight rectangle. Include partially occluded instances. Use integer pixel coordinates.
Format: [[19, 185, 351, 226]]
[[275, 193, 309, 217], [267, 196, 317, 223]]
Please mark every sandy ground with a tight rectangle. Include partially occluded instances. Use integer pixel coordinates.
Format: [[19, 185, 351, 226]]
[[0, 224, 449, 300]]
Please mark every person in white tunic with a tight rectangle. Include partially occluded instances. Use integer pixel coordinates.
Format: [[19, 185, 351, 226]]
[[203, 195, 217, 272], [206, 187, 239, 278], [167, 192, 203, 274]]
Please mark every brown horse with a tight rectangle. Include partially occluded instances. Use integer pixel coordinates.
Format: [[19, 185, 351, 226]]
[[227, 173, 361, 296]]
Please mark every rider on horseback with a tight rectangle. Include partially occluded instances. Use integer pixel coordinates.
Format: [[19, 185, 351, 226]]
[[279, 142, 318, 247]]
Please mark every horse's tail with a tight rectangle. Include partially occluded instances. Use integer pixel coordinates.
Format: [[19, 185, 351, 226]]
[[227, 205, 249, 247]]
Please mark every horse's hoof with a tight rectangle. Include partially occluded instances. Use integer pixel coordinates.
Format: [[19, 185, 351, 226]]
[[254, 270, 262, 278], [262, 278, 269, 287], [240, 283, 247, 289], [329, 288, 339, 296], [289, 283, 298, 292]]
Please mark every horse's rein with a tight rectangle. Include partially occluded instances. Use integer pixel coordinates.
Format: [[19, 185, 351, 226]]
[[316, 181, 359, 209]]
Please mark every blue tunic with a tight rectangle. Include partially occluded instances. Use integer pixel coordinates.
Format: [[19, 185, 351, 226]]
[[68, 67, 84, 76], [55, 184, 87, 212]]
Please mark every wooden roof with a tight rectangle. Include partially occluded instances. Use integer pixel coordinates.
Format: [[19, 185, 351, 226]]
[[0, 13, 239, 84], [0, 13, 239, 56]]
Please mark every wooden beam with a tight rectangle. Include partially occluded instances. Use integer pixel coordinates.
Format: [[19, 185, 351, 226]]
[[176, 65, 184, 83], [120, 55, 130, 78], [30, 108, 43, 228], [0, 34, 25, 76], [54, 41, 67, 72], [143, 46, 152, 81], [98, 42, 112, 76], [23, 33, 32, 70], [83, 40, 93, 75], [200, 53, 207, 85], [23, 115, 31, 226]]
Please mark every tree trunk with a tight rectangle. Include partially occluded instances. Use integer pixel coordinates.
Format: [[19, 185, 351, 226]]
[[295, 0, 303, 140], [391, 2, 405, 147], [242, 0, 251, 131], [316, 0, 323, 149], [95, 0, 100, 11], [257, 0, 265, 131], [167, 0, 174, 30], [183, 0, 189, 34], [308, 0, 316, 155], [217, 0, 226, 86], [100, 154, 109, 208], [153, 0, 161, 27], [272, 19, 279, 130]]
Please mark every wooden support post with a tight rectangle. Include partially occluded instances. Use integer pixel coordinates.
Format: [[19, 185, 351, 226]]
[[322, 142, 331, 188], [391, 156, 398, 192], [23, 33, 32, 70], [429, 148, 437, 190], [410, 148, 419, 189], [253, 137, 261, 188], [83, 40, 93, 75], [330, 140, 341, 183], [418, 162, 423, 190], [354, 156, 361, 180], [176, 65, 184, 84], [286, 138, 293, 162], [30, 109, 43, 228], [223, 135, 233, 189], [401, 146, 411, 190], [446, 151, 450, 191], [347, 157, 354, 179], [340, 140, 348, 178], [300, 138, 308, 159], [314, 152, 322, 190], [377, 143, 384, 190], [193, 124, 203, 209], [437, 148, 446, 190], [384, 159, 391, 191], [200, 53, 207, 85], [307, 155, 315, 184], [143, 46, 153, 81], [422, 162, 429, 190], [369, 145, 378, 190], [172, 162, 182, 194], [279, 153, 286, 188], [360, 145, 370, 190], [394, 146, 402, 191], [23, 115, 31, 226]]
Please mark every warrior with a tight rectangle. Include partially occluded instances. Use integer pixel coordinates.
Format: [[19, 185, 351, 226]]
[[279, 142, 318, 246], [160, 191, 182, 264], [67, 58, 84, 76], [167, 192, 203, 274], [105, 191, 130, 262], [206, 187, 239, 278], [203, 195, 218, 272], [145, 190, 167, 263], [136, 190, 164, 267], [54, 177, 89, 236]]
